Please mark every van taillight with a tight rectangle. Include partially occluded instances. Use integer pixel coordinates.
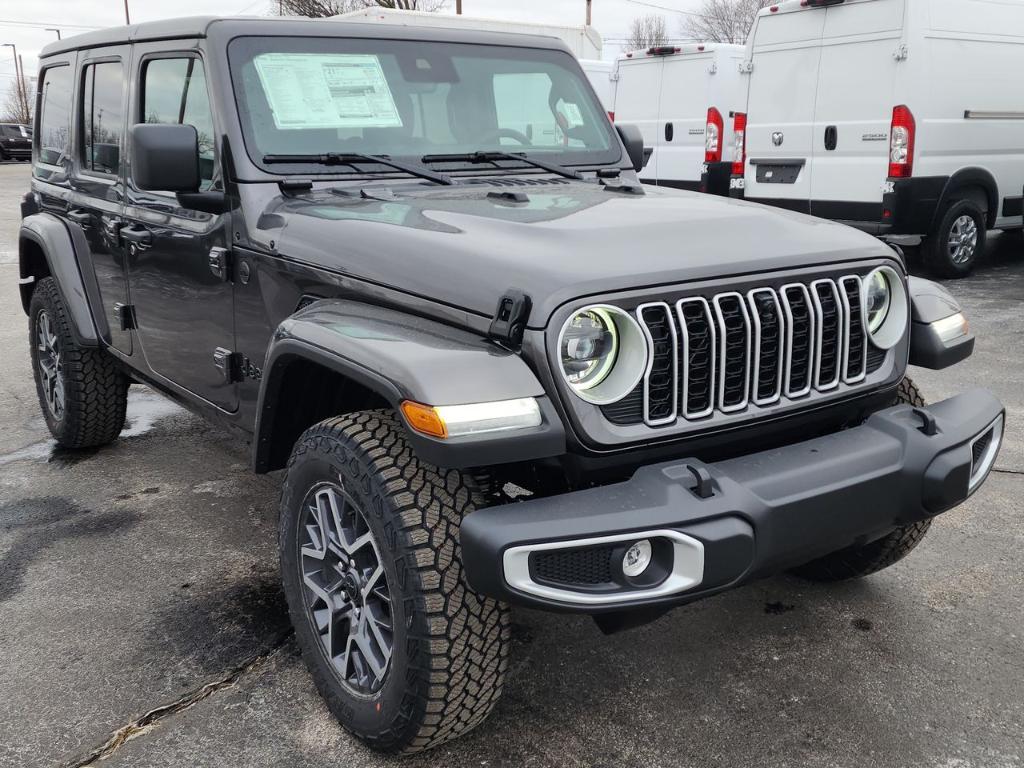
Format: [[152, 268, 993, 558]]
[[889, 105, 915, 179], [705, 107, 724, 163], [731, 112, 747, 176]]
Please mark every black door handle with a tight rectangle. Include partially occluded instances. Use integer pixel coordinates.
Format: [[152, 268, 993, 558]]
[[66, 209, 91, 225], [824, 125, 838, 151], [665, 122, 674, 142], [120, 226, 152, 246]]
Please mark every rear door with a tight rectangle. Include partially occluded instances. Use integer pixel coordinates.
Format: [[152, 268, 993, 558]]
[[810, 0, 905, 218], [743, 7, 827, 209], [658, 54, 712, 188], [612, 57, 662, 183]]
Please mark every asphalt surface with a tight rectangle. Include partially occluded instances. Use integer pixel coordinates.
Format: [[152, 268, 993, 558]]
[[1, 160, 1022, 768]]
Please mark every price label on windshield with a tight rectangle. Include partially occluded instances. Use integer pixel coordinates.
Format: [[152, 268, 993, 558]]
[[254, 53, 403, 129]]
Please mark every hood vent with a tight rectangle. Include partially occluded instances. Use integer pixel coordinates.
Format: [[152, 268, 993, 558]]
[[465, 178, 572, 188]]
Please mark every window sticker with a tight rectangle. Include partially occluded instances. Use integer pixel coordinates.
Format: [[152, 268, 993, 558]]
[[560, 102, 584, 128], [254, 53, 402, 129]]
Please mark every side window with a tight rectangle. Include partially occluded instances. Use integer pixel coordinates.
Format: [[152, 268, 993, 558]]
[[81, 61, 125, 175], [141, 57, 216, 191], [35, 65, 72, 168]]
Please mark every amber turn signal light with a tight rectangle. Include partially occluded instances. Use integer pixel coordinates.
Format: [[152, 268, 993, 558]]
[[400, 401, 448, 438]]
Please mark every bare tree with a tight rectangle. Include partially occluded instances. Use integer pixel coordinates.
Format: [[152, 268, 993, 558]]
[[625, 14, 668, 51], [1, 80, 32, 124], [276, 0, 446, 16], [682, 0, 771, 44]]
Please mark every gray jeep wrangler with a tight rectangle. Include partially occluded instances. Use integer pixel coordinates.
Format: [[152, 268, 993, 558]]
[[20, 16, 1004, 754]]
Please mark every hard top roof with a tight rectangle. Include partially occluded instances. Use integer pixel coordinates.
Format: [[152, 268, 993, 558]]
[[40, 15, 572, 58]]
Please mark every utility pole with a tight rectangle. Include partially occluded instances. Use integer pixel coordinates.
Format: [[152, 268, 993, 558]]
[[45, 28, 62, 40], [2, 43, 28, 122], [123, 0, 131, 24], [585, 0, 592, 26], [456, 0, 462, 14], [19, 54, 28, 121]]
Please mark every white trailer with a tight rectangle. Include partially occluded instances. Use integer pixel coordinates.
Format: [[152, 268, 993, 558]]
[[610, 44, 746, 195], [738, 0, 1024, 276], [331, 8, 603, 60]]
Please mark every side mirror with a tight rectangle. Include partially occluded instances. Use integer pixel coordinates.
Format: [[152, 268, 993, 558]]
[[616, 123, 649, 173], [130, 123, 200, 193]]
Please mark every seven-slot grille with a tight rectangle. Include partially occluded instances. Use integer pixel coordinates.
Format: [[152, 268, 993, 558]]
[[607, 275, 884, 428]]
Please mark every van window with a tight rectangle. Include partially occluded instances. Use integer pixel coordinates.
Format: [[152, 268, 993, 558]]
[[36, 65, 72, 168], [140, 57, 216, 190], [81, 61, 125, 176]]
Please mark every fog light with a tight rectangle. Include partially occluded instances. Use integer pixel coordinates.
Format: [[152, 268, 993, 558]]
[[622, 540, 653, 577]]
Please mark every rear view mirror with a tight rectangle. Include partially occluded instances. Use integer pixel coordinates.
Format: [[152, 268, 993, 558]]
[[130, 123, 200, 193], [615, 123, 649, 173]]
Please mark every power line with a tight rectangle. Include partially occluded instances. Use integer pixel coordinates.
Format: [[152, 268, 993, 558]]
[[625, 0, 704, 17], [0, 19, 100, 31]]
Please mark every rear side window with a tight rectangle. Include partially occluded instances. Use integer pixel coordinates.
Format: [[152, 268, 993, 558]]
[[140, 57, 216, 190], [81, 61, 125, 176], [36, 65, 72, 167]]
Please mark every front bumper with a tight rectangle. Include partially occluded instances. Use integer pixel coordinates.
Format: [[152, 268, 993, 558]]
[[461, 389, 1004, 613]]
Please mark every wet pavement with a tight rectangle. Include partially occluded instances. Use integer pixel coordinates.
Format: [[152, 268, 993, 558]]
[[1, 160, 1022, 767]]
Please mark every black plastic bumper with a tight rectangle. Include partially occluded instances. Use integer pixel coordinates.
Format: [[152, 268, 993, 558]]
[[461, 390, 1004, 613], [699, 161, 734, 197]]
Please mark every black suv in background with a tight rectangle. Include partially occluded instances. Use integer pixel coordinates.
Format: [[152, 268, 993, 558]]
[[1, 122, 31, 160], [19, 16, 1004, 755]]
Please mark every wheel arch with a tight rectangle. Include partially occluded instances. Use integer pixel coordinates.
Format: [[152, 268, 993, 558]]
[[19, 213, 101, 347], [934, 168, 999, 230], [253, 300, 560, 474]]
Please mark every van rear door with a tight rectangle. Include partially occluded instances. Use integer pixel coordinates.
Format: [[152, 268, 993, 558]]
[[658, 53, 713, 189], [810, 0, 905, 222], [613, 56, 663, 183], [743, 6, 827, 210]]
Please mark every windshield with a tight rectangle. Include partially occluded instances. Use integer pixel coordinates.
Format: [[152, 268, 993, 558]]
[[228, 35, 620, 174]]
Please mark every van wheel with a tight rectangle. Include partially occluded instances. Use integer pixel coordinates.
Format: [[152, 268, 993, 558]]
[[925, 199, 986, 278], [28, 277, 128, 449], [791, 377, 931, 581], [279, 411, 510, 754]]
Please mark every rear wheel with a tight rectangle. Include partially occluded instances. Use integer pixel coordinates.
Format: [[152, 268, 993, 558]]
[[925, 199, 987, 278], [279, 411, 510, 754], [791, 378, 931, 582], [28, 277, 128, 448]]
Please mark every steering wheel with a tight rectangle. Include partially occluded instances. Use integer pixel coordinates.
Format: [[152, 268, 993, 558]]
[[480, 128, 532, 147]]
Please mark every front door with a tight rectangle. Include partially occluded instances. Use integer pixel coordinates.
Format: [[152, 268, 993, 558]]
[[70, 47, 133, 354], [122, 48, 237, 411]]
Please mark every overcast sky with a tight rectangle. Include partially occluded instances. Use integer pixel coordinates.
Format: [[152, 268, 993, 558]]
[[0, 0, 707, 92]]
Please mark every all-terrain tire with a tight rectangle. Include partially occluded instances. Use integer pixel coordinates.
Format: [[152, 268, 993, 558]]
[[279, 411, 510, 754], [28, 277, 128, 448], [791, 377, 931, 582]]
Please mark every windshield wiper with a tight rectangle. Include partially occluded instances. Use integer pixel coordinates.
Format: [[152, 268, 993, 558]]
[[420, 151, 584, 181], [261, 152, 455, 186]]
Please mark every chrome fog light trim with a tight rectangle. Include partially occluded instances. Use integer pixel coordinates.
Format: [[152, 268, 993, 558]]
[[969, 414, 1004, 493], [503, 530, 705, 606]]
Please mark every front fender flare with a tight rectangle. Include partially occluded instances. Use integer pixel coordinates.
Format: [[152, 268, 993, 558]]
[[254, 301, 565, 471], [20, 213, 101, 347]]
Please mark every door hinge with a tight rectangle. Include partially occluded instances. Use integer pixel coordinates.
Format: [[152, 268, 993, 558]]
[[739, 60, 754, 73], [208, 247, 231, 282], [488, 290, 532, 349], [893, 43, 909, 61], [213, 347, 244, 384], [113, 303, 137, 331]]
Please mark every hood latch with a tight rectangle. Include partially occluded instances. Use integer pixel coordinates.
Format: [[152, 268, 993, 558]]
[[488, 290, 532, 349]]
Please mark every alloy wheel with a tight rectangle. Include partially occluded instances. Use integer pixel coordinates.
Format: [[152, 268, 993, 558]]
[[948, 214, 979, 265], [36, 309, 65, 420], [298, 482, 394, 695]]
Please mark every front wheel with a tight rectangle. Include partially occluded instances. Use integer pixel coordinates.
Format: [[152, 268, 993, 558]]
[[279, 411, 510, 754], [924, 199, 987, 278], [791, 378, 931, 582]]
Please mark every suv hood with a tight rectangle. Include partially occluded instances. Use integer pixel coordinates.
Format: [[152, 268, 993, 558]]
[[247, 181, 894, 326]]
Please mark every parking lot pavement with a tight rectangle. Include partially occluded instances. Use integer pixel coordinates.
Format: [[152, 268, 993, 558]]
[[0, 162, 30, 263], [1, 165, 1022, 767]]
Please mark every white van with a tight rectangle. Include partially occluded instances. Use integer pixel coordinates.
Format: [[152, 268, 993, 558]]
[[737, 0, 1024, 276], [580, 59, 614, 112], [612, 43, 746, 194]]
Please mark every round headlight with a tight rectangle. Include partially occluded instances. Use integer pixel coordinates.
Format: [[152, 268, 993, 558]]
[[863, 266, 908, 350], [865, 269, 892, 333], [558, 305, 648, 405], [560, 308, 619, 390]]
